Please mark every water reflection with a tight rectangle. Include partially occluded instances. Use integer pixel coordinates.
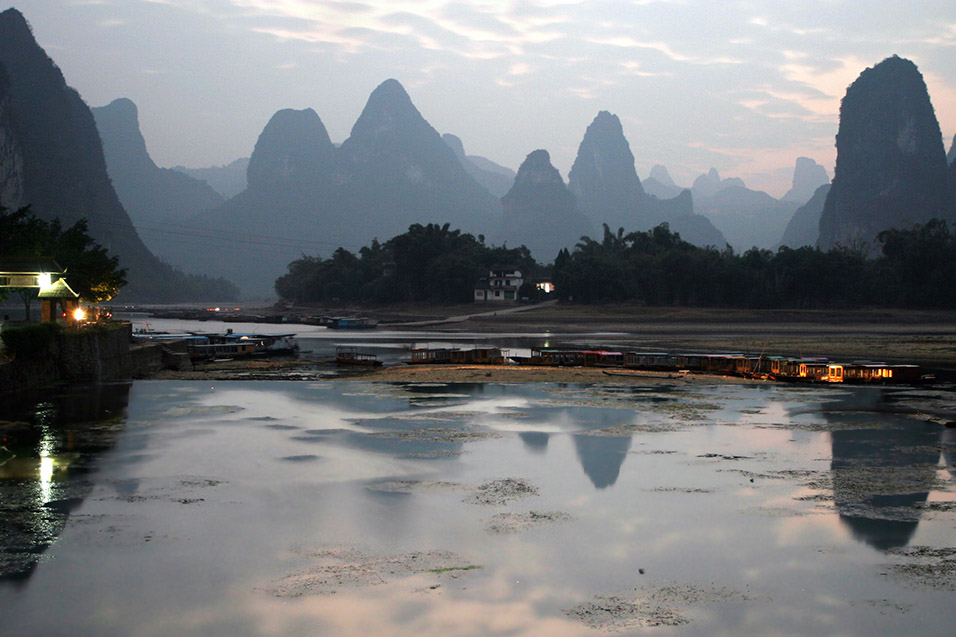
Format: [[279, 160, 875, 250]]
[[942, 428, 956, 480], [826, 404, 939, 551], [518, 431, 549, 454], [572, 435, 632, 489], [0, 383, 131, 583]]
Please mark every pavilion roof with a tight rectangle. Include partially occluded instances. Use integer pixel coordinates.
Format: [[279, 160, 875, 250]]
[[37, 278, 79, 299]]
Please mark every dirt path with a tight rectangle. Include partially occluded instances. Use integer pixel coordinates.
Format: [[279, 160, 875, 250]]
[[388, 299, 558, 327]]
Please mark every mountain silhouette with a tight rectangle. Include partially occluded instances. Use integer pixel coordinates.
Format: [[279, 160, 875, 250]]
[[497, 149, 593, 260], [568, 112, 726, 248], [171, 158, 248, 199], [0, 64, 24, 209], [818, 56, 955, 252], [694, 183, 798, 251], [246, 107, 335, 191], [91, 98, 224, 257], [442, 133, 515, 197], [781, 157, 829, 204], [778, 184, 830, 248], [168, 79, 502, 296], [0, 8, 212, 300]]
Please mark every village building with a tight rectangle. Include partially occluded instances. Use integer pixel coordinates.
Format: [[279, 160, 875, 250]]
[[0, 257, 83, 326], [474, 265, 524, 302]]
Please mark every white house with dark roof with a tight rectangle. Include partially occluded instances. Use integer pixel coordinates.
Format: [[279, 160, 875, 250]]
[[474, 265, 524, 302]]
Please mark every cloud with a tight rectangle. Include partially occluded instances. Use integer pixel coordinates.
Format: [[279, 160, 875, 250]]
[[27, 0, 956, 194]]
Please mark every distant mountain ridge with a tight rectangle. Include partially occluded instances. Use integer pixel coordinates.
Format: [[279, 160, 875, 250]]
[[782, 157, 829, 204], [91, 98, 224, 257], [567, 111, 726, 248], [172, 158, 248, 199], [498, 149, 593, 259], [442, 133, 515, 197], [160, 78, 503, 296], [685, 167, 797, 251], [778, 184, 830, 248]]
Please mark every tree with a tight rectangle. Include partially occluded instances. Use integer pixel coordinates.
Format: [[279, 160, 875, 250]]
[[0, 205, 128, 317]]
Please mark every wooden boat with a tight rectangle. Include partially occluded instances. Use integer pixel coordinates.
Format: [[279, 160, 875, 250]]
[[336, 346, 382, 366], [187, 332, 298, 361], [325, 317, 378, 329], [409, 347, 456, 364]]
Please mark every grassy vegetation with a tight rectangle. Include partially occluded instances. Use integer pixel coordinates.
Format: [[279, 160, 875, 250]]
[[427, 565, 483, 574]]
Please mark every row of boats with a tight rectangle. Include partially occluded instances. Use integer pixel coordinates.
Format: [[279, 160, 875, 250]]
[[136, 330, 300, 361], [338, 345, 925, 384], [511, 348, 924, 384]]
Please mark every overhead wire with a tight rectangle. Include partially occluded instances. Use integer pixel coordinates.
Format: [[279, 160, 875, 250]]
[[91, 218, 369, 253]]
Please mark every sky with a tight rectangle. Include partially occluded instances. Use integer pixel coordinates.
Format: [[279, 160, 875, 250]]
[[8, 0, 956, 197]]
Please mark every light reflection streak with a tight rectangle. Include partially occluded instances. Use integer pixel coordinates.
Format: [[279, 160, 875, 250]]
[[37, 422, 56, 505]]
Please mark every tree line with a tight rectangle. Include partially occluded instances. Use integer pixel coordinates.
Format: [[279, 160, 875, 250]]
[[275, 223, 539, 304], [275, 218, 956, 309], [553, 220, 956, 308]]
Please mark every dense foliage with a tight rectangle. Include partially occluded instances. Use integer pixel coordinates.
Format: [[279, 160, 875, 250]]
[[0, 321, 61, 358], [275, 219, 956, 309], [1, 205, 127, 304], [552, 221, 956, 308], [275, 223, 538, 304]]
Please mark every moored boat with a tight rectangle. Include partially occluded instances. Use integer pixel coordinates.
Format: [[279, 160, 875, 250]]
[[336, 346, 382, 366]]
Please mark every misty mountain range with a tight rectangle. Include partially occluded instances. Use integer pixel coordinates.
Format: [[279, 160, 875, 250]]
[[3, 6, 956, 300]]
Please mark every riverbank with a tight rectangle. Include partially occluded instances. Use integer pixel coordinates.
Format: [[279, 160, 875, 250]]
[[149, 360, 754, 384], [253, 302, 956, 368]]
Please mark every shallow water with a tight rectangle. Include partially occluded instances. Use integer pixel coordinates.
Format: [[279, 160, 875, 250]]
[[1, 380, 954, 635]]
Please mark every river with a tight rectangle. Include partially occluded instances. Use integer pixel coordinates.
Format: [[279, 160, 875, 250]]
[[1, 377, 954, 635]]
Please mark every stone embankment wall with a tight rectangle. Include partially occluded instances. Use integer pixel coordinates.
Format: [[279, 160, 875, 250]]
[[0, 321, 184, 391]]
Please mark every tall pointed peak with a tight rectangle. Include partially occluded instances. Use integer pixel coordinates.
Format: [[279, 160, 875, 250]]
[[782, 157, 829, 203], [568, 110, 645, 226], [349, 78, 423, 139], [522, 148, 552, 169], [0, 8, 30, 37], [590, 110, 623, 133], [818, 55, 952, 250]]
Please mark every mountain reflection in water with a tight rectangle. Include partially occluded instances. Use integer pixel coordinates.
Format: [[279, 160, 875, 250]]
[[2, 380, 955, 636], [572, 434, 632, 489], [823, 390, 941, 551]]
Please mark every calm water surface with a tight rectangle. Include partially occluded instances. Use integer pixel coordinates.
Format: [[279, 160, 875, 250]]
[[1, 380, 954, 635]]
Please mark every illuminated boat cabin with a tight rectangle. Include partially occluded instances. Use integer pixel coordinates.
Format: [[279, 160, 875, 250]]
[[822, 362, 921, 384]]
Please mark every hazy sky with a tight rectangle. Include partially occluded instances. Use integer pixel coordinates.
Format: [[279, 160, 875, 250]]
[[9, 0, 956, 196]]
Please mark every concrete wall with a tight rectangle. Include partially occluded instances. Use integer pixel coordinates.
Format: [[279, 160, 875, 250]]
[[0, 321, 169, 392]]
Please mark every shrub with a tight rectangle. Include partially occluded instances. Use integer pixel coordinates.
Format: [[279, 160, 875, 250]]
[[0, 322, 61, 359]]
